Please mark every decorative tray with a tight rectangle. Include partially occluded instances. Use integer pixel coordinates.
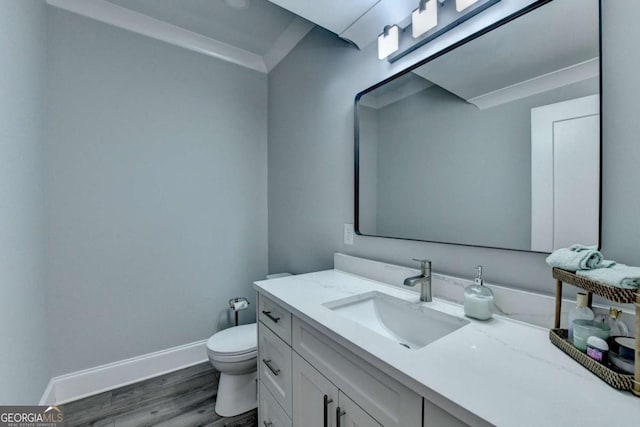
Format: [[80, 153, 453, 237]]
[[550, 268, 639, 396], [549, 329, 635, 391]]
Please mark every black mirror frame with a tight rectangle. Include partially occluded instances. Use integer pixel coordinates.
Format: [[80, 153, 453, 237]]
[[353, 0, 602, 254]]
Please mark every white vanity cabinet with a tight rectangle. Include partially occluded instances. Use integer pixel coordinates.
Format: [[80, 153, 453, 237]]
[[257, 291, 467, 427], [259, 380, 293, 427], [259, 294, 292, 344], [423, 399, 468, 427], [291, 317, 422, 427], [293, 353, 381, 427], [257, 294, 294, 427], [292, 352, 338, 427], [338, 392, 382, 427], [258, 321, 293, 416]]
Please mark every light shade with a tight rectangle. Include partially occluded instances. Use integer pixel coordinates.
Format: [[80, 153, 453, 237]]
[[411, 0, 438, 39], [377, 25, 399, 60], [456, 0, 479, 12]]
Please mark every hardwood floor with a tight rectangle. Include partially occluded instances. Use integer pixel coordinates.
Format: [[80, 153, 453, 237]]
[[61, 363, 257, 427]]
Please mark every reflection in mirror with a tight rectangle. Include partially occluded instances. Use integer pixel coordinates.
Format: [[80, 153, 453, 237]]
[[356, 0, 600, 253]]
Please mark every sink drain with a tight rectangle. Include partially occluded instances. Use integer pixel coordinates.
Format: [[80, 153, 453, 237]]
[[399, 342, 411, 349]]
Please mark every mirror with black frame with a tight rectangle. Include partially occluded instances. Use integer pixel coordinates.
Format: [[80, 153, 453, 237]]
[[355, 0, 600, 253]]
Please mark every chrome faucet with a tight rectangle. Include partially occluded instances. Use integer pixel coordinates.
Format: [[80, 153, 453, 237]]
[[404, 259, 432, 302]]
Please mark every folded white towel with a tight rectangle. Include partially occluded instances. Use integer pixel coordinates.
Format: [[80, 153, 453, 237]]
[[546, 245, 613, 272], [577, 264, 640, 290], [569, 244, 616, 268]]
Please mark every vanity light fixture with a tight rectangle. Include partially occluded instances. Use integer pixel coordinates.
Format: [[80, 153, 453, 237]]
[[412, 0, 438, 38], [379, 0, 500, 62], [456, 0, 479, 12], [377, 25, 399, 60]]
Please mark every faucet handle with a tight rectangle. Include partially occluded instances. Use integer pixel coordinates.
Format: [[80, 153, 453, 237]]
[[412, 258, 431, 273]]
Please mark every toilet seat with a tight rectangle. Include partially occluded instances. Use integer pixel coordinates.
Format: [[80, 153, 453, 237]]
[[208, 348, 257, 363], [207, 323, 257, 360]]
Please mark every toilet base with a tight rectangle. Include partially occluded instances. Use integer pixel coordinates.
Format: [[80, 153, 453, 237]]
[[214, 371, 257, 417]]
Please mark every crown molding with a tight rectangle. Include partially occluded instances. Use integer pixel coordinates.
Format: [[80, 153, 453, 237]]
[[264, 17, 314, 72], [47, 0, 312, 74], [468, 57, 599, 110], [359, 76, 433, 109]]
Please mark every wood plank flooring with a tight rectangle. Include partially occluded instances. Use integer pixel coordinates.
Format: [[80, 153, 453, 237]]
[[61, 363, 257, 427]]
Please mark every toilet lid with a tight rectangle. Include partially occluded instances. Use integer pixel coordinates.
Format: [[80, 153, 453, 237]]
[[207, 323, 256, 355]]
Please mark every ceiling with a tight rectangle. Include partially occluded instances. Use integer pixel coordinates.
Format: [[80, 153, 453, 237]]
[[48, 0, 597, 82], [270, 0, 419, 49], [47, 0, 315, 73], [49, 0, 420, 72], [105, 0, 298, 56], [413, 0, 599, 104]]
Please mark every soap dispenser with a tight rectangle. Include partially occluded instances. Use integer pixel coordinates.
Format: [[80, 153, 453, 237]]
[[464, 265, 494, 320], [595, 307, 629, 337], [567, 293, 594, 341]]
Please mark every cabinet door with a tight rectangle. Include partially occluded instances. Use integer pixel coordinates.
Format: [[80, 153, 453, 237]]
[[292, 352, 339, 427], [336, 392, 381, 427]]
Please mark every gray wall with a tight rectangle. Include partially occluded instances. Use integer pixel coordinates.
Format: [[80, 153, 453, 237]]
[[0, 0, 49, 403], [376, 84, 532, 248], [46, 9, 268, 376], [268, 1, 640, 295], [369, 79, 597, 250]]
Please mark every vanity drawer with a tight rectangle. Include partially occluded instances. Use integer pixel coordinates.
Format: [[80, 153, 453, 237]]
[[259, 380, 292, 427], [259, 321, 293, 417], [292, 317, 421, 427], [259, 293, 292, 345]]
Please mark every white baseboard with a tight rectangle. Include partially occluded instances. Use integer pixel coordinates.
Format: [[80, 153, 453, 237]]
[[40, 340, 208, 405]]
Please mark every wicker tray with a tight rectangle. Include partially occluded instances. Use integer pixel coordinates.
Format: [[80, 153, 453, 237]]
[[549, 329, 635, 391], [551, 267, 639, 396]]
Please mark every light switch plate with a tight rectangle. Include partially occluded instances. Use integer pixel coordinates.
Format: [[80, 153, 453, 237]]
[[344, 223, 354, 245]]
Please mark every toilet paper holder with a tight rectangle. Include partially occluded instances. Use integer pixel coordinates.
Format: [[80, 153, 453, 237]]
[[228, 297, 250, 326]]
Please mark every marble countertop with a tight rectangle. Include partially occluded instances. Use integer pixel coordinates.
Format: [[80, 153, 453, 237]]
[[254, 269, 640, 426]]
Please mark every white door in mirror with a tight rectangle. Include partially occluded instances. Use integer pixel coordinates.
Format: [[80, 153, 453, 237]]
[[531, 94, 600, 252]]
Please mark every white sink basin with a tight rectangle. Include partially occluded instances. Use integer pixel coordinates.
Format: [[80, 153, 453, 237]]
[[324, 291, 469, 349]]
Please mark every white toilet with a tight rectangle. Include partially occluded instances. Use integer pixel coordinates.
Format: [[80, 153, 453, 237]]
[[207, 274, 290, 417], [207, 323, 257, 417]]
